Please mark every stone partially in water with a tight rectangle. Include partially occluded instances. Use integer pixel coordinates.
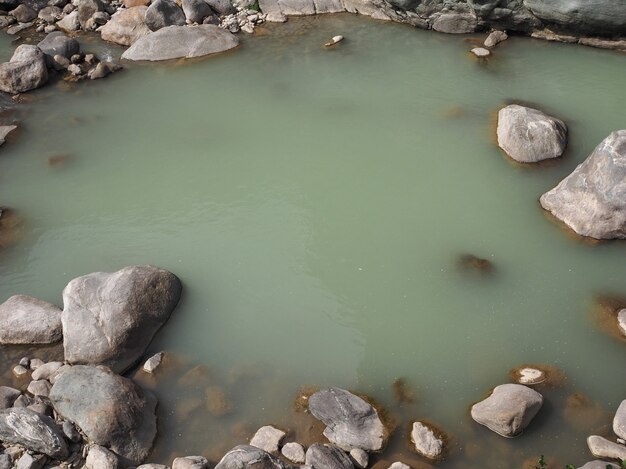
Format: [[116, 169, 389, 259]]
[[37, 32, 80, 63], [540, 130, 626, 239], [214, 445, 291, 469], [617, 310, 626, 336], [100, 6, 151, 46], [305, 444, 354, 469], [470, 47, 490, 57], [613, 400, 626, 440], [484, 30, 507, 48], [0, 295, 62, 345], [587, 435, 626, 461], [250, 425, 286, 454], [0, 45, 48, 94], [0, 408, 68, 459], [410, 422, 444, 460], [349, 448, 368, 469], [516, 367, 545, 385], [172, 456, 208, 469], [143, 351, 164, 373]]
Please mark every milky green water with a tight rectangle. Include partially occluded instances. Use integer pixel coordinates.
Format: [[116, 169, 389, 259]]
[[1, 15, 626, 468]]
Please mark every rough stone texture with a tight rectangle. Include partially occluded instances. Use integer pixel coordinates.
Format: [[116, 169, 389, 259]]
[[27, 380, 51, 397], [0, 125, 17, 146], [37, 32, 80, 62], [100, 6, 151, 46], [56, 10, 79, 31], [587, 435, 626, 461], [122, 25, 239, 61], [31, 362, 63, 381], [308, 388, 386, 451], [14, 453, 45, 469], [172, 456, 208, 469], [62, 420, 81, 443], [250, 426, 286, 454], [182, 0, 213, 23], [578, 461, 619, 469], [204, 0, 234, 14], [305, 444, 354, 469], [281, 443, 305, 464], [142, 352, 164, 373], [613, 400, 626, 440], [471, 47, 490, 57], [516, 367, 545, 385], [77, 0, 103, 28], [13, 365, 28, 378], [88, 62, 121, 80], [348, 448, 367, 469], [10, 4, 37, 22], [0, 386, 20, 409], [484, 30, 508, 47], [432, 11, 478, 33], [0, 295, 61, 344], [470, 384, 543, 437], [0, 408, 68, 458], [137, 465, 169, 469], [38, 6, 62, 22], [540, 130, 626, 239], [49, 365, 157, 465], [62, 265, 182, 373], [410, 422, 443, 460], [144, 0, 185, 31], [85, 445, 119, 469], [29, 359, 44, 370], [214, 445, 291, 469], [497, 104, 567, 163]]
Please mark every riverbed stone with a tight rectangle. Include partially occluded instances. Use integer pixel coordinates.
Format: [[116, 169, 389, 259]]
[[540, 130, 626, 239], [613, 400, 626, 440], [348, 449, 367, 469], [0, 408, 68, 459], [56, 10, 79, 31], [484, 30, 508, 47], [387, 463, 409, 469], [61, 420, 81, 443], [144, 0, 185, 31], [305, 444, 354, 469], [204, 0, 234, 14], [578, 461, 619, 469], [38, 6, 61, 22], [497, 104, 567, 163], [137, 465, 169, 469], [432, 11, 477, 33], [470, 384, 543, 437], [471, 47, 490, 57], [281, 443, 305, 464], [14, 453, 45, 469], [0, 46, 48, 94], [250, 425, 286, 454], [13, 365, 28, 378], [77, 0, 103, 28], [410, 422, 443, 460], [122, 25, 239, 61], [587, 435, 626, 461], [142, 351, 164, 373], [87, 61, 121, 80], [31, 362, 63, 381], [182, 0, 213, 23], [100, 6, 150, 46], [0, 295, 62, 344], [10, 4, 37, 22], [308, 388, 386, 451], [214, 445, 291, 469], [172, 456, 208, 469], [29, 358, 44, 370], [37, 32, 80, 65], [62, 265, 182, 373], [27, 379, 51, 397], [617, 310, 626, 336], [49, 365, 157, 465], [0, 125, 17, 146], [85, 445, 119, 469], [0, 387, 20, 409]]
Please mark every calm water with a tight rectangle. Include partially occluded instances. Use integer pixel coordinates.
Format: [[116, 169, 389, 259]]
[[0, 15, 626, 468]]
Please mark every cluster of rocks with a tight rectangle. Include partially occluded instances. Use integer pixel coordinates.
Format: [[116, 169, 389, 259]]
[[586, 401, 626, 465], [470, 29, 507, 58]]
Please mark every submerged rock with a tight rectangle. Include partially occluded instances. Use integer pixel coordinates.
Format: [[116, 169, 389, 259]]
[[587, 435, 626, 461], [308, 388, 386, 451], [121, 25, 239, 61], [496, 104, 567, 163], [470, 384, 543, 437], [214, 445, 291, 469], [305, 444, 354, 469], [145, 0, 186, 31], [49, 365, 157, 465], [540, 130, 626, 239], [410, 421, 444, 460], [0, 295, 62, 344], [0, 408, 68, 459], [101, 6, 150, 45], [62, 265, 182, 373], [0, 45, 48, 94], [250, 425, 286, 454]]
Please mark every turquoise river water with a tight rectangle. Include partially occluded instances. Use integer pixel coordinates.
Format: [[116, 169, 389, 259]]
[[0, 14, 625, 468]]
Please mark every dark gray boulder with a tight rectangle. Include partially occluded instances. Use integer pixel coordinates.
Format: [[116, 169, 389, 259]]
[[61, 265, 182, 373], [144, 0, 185, 31], [182, 0, 213, 23], [523, 0, 626, 35], [203, 0, 234, 15], [305, 444, 353, 469], [0, 408, 68, 459], [10, 4, 37, 22], [49, 365, 157, 465], [470, 384, 543, 437], [0, 386, 20, 409], [214, 445, 291, 469], [37, 32, 80, 67], [308, 388, 387, 451], [540, 130, 626, 239], [0, 295, 62, 344]]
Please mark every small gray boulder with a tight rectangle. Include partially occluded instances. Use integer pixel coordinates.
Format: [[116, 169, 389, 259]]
[[0, 408, 68, 459], [305, 444, 353, 469], [182, 0, 213, 23], [100, 6, 151, 46], [587, 435, 626, 461], [613, 400, 626, 440], [144, 0, 185, 31], [214, 445, 291, 469], [0, 295, 61, 344]]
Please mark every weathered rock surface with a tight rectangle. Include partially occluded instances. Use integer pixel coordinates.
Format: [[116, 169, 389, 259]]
[[31, 362, 63, 381], [308, 388, 386, 451], [172, 456, 208, 469], [14, 453, 45, 469], [49, 365, 157, 465], [0, 408, 68, 459], [214, 445, 291, 469], [387, 463, 409, 469], [250, 425, 286, 454], [470, 384, 543, 437], [410, 421, 444, 460], [348, 448, 367, 469], [204, 0, 233, 14], [432, 11, 477, 33], [540, 130, 626, 239], [617, 309, 626, 336], [613, 400, 626, 440], [77, 0, 103, 28], [122, 25, 238, 61], [0, 386, 20, 409], [100, 6, 151, 46], [305, 444, 354, 469], [144, 0, 185, 30], [0, 295, 62, 344], [62, 265, 182, 373], [496, 104, 567, 163], [27, 379, 51, 397], [85, 445, 119, 469], [142, 351, 164, 373], [587, 435, 626, 461], [281, 443, 305, 464], [182, 0, 213, 23], [38, 6, 62, 23], [0, 46, 48, 95]]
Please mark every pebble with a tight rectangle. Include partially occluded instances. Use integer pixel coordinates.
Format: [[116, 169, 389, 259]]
[[471, 47, 491, 57], [13, 365, 29, 378], [29, 359, 44, 370], [143, 352, 164, 373], [324, 35, 343, 47], [19, 357, 30, 367]]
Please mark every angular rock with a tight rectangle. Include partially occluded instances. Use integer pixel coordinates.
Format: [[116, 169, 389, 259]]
[[10, 4, 37, 22], [13, 365, 29, 378], [348, 449, 367, 469], [14, 453, 45, 469], [308, 388, 386, 451], [122, 25, 239, 61], [27, 403, 52, 417], [86, 445, 119, 469], [497, 104, 567, 163], [0, 453, 11, 469], [182, 0, 213, 23], [540, 130, 626, 239], [87, 61, 121, 80], [172, 456, 208, 469], [387, 463, 409, 469], [27, 380, 51, 397], [281, 443, 305, 464], [250, 425, 286, 454], [6, 22, 33, 35], [61, 420, 81, 443], [0, 295, 61, 344], [587, 435, 626, 461], [62, 265, 182, 373], [0, 125, 17, 146], [470, 384, 543, 437], [38, 6, 62, 23], [0, 386, 20, 409], [410, 422, 443, 460], [49, 365, 157, 465], [214, 445, 291, 469], [432, 11, 477, 33], [37, 32, 80, 65], [29, 358, 45, 370], [31, 362, 63, 381], [305, 444, 353, 469], [142, 351, 164, 373], [484, 30, 508, 47], [56, 10, 79, 31], [0, 408, 68, 459], [100, 6, 151, 46], [77, 0, 103, 28], [144, 0, 185, 31]]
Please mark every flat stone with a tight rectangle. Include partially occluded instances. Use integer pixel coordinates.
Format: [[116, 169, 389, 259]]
[[471, 47, 490, 57], [250, 425, 286, 454], [6, 22, 33, 35], [578, 461, 619, 469], [85, 445, 119, 469], [143, 352, 164, 373], [281, 443, 305, 464], [410, 422, 443, 460], [0, 295, 61, 344], [587, 435, 626, 461], [0, 408, 68, 459], [12, 365, 29, 378], [137, 465, 169, 469], [305, 444, 353, 469], [516, 367, 546, 385]]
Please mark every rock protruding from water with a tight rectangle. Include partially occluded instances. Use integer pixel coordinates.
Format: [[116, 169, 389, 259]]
[[122, 25, 239, 61], [0, 45, 48, 94], [540, 130, 626, 239], [587, 435, 626, 461], [496, 104, 567, 163], [613, 400, 626, 440], [305, 444, 354, 469], [145, 0, 186, 31], [0, 295, 62, 344], [470, 384, 543, 437], [101, 6, 151, 46], [49, 365, 157, 465], [249, 425, 286, 454], [410, 421, 444, 460], [0, 408, 69, 459], [484, 30, 507, 48], [214, 445, 291, 469], [62, 265, 182, 373], [37, 32, 80, 63], [0, 125, 17, 146], [308, 388, 387, 451]]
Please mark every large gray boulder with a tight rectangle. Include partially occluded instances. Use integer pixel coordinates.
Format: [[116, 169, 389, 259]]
[[10, 4, 37, 22], [308, 388, 387, 451], [214, 445, 291, 469], [100, 6, 151, 46], [144, 0, 185, 31], [61, 265, 182, 373], [613, 399, 626, 439], [0, 295, 62, 344], [0, 408, 68, 459], [496, 104, 567, 163], [540, 130, 626, 239], [49, 365, 157, 465], [182, 0, 213, 23], [0, 45, 48, 94], [122, 25, 238, 61], [204, 0, 234, 15], [470, 384, 543, 437], [305, 444, 353, 469]]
